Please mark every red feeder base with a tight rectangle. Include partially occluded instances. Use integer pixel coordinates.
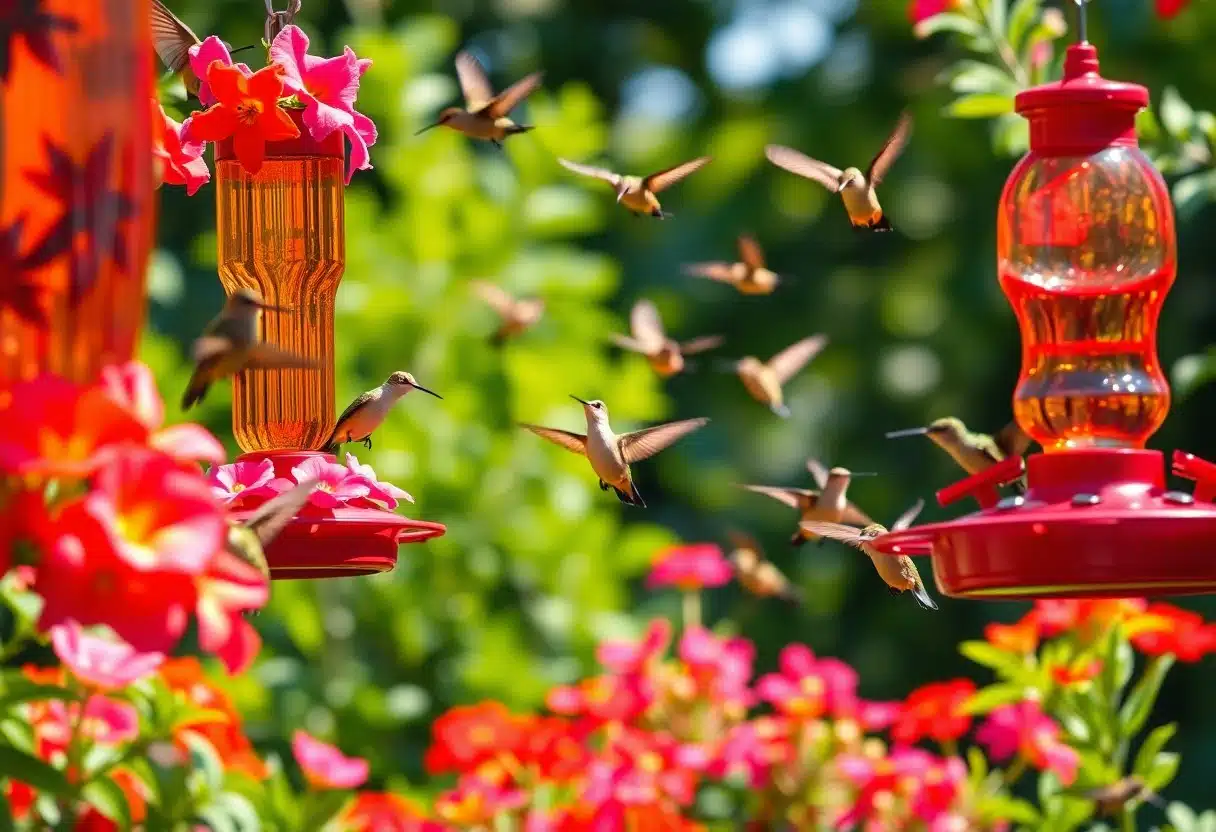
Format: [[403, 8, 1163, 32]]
[[871, 449, 1216, 600], [226, 451, 445, 580]]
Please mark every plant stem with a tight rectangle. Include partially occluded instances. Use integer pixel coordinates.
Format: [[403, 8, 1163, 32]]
[[942, 738, 959, 759], [682, 591, 701, 630], [1002, 755, 1028, 786]]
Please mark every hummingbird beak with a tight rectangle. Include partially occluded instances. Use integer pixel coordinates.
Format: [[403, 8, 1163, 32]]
[[615, 186, 628, 204], [885, 427, 930, 439], [256, 301, 291, 313], [410, 382, 443, 400], [849, 471, 878, 477], [229, 45, 256, 55], [569, 395, 591, 406], [836, 181, 848, 193], [415, 122, 441, 136]]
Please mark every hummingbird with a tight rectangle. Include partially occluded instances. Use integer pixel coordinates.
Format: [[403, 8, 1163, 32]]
[[885, 418, 1032, 494], [799, 498, 936, 610], [557, 156, 712, 219], [149, 0, 251, 99], [1079, 777, 1166, 816], [181, 288, 316, 411], [683, 235, 780, 296], [719, 334, 829, 418], [728, 530, 803, 606], [470, 281, 545, 346], [610, 299, 723, 378], [225, 478, 319, 583], [325, 372, 442, 453], [765, 112, 912, 232], [521, 397, 709, 507], [743, 459, 876, 547], [416, 50, 543, 147]]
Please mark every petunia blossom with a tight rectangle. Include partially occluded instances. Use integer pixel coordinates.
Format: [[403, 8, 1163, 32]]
[[891, 679, 976, 747], [976, 700, 1079, 785], [289, 456, 373, 508], [596, 618, 672, 676], [292, 730, 370, 789], [207, 458, 278, 505], [424, 701, 525, 775], [153, 101, 210, 195], [194, 550, 269, 674], [269, 25, 377, 183], [50, 620, 164, 689], [345, 453, 414, 508], [186, 36, 251, 107], [756, 643, 858, 721], [188, 62, 300, 176], [100, 361, 225, 466], [646, 543, 732, 591]]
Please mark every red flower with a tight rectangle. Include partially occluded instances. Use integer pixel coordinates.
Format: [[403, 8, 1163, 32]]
[[1131, 603, 1216, 662], [1049, 656, 1102, 687], [836, 747, 937, 827], [159, 658, 267, 779], [424, 701, 525, 775], [292, 731, 369, 789], [676, 626, 755, 712], [194, 550, 268, 674], [1033, 598, 1158, 641], [976, 700, 1078, 785], [153, 101, 210, 195], [338, 792, 444, 832], [1157, 0, 1190, 18], [597, 618, 671, 675], [892, 679, 976, 746], [985, 612, 1040, 654], [545, 673, 653, 726], [188, 62, 300, 175], [435, 777, 527, 827], [100, 362, 225, 467], [516, 717, 591, 781], [646, 544, 732, 592], [908, 0, 955, 25]]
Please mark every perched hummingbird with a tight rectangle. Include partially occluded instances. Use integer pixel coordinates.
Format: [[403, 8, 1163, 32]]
[[225, 478, 319, 582], [1080, 777, 1166, 816], [521, 397, 709, 507], [743, 460, 875, 547], [149, 0, 250, 99], [800, 498, 936, 610], [325, 372, 442, 453], [683, 235, 780, 296], [557, 156, 712, 219], [885, 418, 1032, 494], [728, 530, 803, 606], [720, 334, 829, 418], [417, 50, 543, 147], [765, 112, 912, 232], [181, 288, 316, 411], [610, 299, 723, 378], [470, 281, 545, 346]]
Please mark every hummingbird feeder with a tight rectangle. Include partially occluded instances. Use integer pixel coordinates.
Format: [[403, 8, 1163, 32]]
[[215, 3, 444, 578], [0, 0, 155, 386], [871, 18, 1216, 599]]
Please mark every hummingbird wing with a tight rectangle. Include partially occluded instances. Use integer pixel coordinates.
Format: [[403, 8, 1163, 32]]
[[558, 158, 622, 187], [244, 479, 319, 548], [520, 424, 588, 455], [764, 145, 842, 192], [150, 0, 199, 76], [484, 71, 544, 119], [679, 335, 724, 356], [330, 389, 377, 436], [244, 344, 318, 371], [737, 235, 766, 269], [767, 334, 829, 384], [630, 300, 667, 353], [682, 262, 738, 284], [798, 521, 867, 549], [455, 50, 495, 111], [618, 417, 709, 464], [742, 485, 816, 510], [867, 111, 913, 188], [470, 280, 520, 318], [994, 420, 1033, 459], [608, 333, 649, 354], [806, 458, 830, 489], [841, 503, 877, 527], [643, 156, 712, 194], [891, 498, 926, 531]]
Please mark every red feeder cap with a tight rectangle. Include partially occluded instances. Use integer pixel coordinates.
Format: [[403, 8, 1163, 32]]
[[1015, 43, 1148, 155]]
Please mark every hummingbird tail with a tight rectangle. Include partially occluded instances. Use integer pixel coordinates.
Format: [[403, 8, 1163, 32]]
[[613, 484, 646, 508], [779, 586, 805, 607], [181, 380, 209, 411], [507, 124, 534, 136], [789, 530, 809, 548], [911, 583, 939, 611], [771, 403, 791, 419], [870, 214, 893, 232], [489, 329, 508, 349]]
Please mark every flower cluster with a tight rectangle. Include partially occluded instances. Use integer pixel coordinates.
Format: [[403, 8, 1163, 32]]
[[153, 24, 376, 187], [208, 452, 412, 511]]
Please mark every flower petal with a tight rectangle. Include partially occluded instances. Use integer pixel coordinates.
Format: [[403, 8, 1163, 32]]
[[187, 105, 240, 143], [233, 128, 266, 176], [264, 105, 302, 142], [150, 424, 226, 465]]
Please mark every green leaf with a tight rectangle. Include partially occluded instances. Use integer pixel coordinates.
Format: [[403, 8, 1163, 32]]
[[1161, 87, 1196, 137], [1168, 802, 1197, 832], [940, 61, 1018, 96], [1118, 655, 1175, 738], [992, 110, 1030, 156], [967, 745, 989, 784], [1007, 0, 1041, 51], [0, 790, 14, 832], [1144, 751, 1180, 792], [947, 93, 1015, 119], [979, 794, 1042, 824], [961, 682, 1028, 715], [181, 731, 225, 793], [1100, 632, 1135, 702], [1133, 723, 1177, 780], [1137, 108, 1163, 144], [959, 639, 1023, 674], [0, 679, 77, 711], [0, 746, 70, 795], [915, 12, 988, 40], [82, 777, 132, 829], [983, 0, 1006, 39]]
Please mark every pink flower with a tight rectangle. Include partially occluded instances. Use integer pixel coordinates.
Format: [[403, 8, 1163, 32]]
[[38, 696, 140, 753], [345, 453, 413, 508], [835, 747, 937, 828], [290, 456, 372, 508], [153, 102, 210, 195], [269, 25, 377, 183], [756, 643, 858, 720], [50, 621, 164, 689], [912, 755, 968, 825], [207, 459, 277, 505], [100, 362, 225, 466], [646, 543, 732, 591], [677, 626, 754, 709], [976, 701, 1079, 785], [711, 717, 794, 787], [186, 36, 251, 107], [597, 619, 671, 675], [195, 551, 268, 674], [292, 730, 369, 789], [909, 0, 954, 25]]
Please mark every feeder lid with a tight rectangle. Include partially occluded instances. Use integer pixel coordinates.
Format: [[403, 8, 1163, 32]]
[[1016, 43, 1148, 113]]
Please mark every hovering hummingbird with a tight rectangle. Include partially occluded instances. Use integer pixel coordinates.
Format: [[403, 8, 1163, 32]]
[[1080, 777, 1166, 817], [149, 0, 251, 99], [683, 235, 780, 296], [470, 281, 545, 346], [765, 112, 912, 232], [557, 156, 712, 219], [417, 50, 543, 147], [720, 334, 829, 418], [885, 418, 1032, 494], [325, 372, 442, 453], [181, 288, 316, 411], [521, 397, 709, 507], [225, 478, 319, 583], [800, 498, 936, 610], [728, 530, 803, 606], [610, 300, 723, 378], [743, 459, 875, 547]]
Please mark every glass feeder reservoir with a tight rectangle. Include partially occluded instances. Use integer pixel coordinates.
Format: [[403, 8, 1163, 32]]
[[872, 42, 1216, 599]]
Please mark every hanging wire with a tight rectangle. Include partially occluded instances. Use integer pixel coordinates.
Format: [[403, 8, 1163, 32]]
[[265, 0, 302, 42], [1074, 0, 1089, 44]]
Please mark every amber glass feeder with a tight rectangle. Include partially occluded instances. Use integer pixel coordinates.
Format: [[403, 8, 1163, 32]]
[[215, 114, 444, 579], [0, 0, 155, 386], [872, 42, 1216, 599]]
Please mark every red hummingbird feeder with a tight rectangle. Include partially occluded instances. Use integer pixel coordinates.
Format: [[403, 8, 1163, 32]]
[[871, 28, 1216, 599]]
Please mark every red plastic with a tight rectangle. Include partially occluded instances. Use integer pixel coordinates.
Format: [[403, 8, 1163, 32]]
[[873, 41, 1216, 599], [225, 451, 446, 580]]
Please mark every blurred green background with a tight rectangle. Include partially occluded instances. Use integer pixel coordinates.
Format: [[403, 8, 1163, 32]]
[[146, 0, 1216, 813]]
